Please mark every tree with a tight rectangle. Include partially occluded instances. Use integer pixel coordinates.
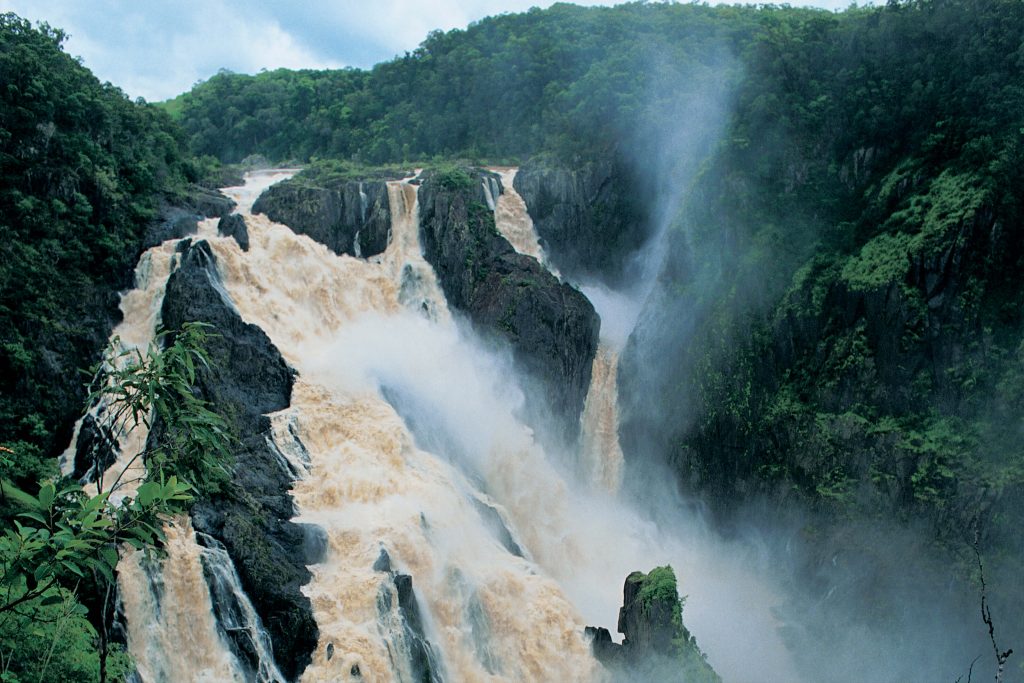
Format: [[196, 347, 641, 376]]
[[0, 322, 231, 681]]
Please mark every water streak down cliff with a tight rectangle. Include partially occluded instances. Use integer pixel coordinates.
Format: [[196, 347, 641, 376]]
[[490, 167, 622, 492]]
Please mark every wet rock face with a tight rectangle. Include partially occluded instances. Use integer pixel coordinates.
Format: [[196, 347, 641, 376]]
[[373, 549, 444, 683], [252, 179, 391, 258], [141, 186, 236, 250], [72, 412, 117, 482], [158, 240, 318, 680], [617, 570, 681, 655], [587, 567, 720, 683], [417, 169, 600, 445], [514, 154, 652, 286], [217, 213, 250, 251]]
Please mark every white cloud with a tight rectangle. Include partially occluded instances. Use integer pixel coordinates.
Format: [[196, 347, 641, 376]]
[[1, 0, 343, 100], [2, 0, 863, 101]]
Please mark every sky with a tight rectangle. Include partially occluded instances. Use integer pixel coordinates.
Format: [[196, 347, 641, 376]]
[[1, 0, 857, 102]]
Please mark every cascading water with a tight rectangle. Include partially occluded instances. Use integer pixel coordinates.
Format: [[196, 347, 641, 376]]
[[204, 173, 598, 682], [118, 518, 285, 683], [489, 167, 621, 493], [490, 168, 555, 273], [488, 167, 803, 683], [76, 168, 806, 683], [60, 171, 300, 682], [58, 236, 180, 499]]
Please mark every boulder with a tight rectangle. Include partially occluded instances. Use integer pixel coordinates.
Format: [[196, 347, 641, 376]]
[[217, 213, 250, 251], [141, 186, 236, 250]]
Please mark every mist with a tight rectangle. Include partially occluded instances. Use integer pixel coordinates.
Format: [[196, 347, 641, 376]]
[[594, 30, 1018, 683], [298, 308, 805, 683]]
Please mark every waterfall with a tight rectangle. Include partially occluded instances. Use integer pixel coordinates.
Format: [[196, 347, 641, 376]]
[[490, 167, 621, 493], [359, 182, 368, 224], [59, 171, 299, 682], [118, 517, 287, 682], [489, 167, 802, 682], [84, 168, 805, 683], [58, 237, 180, 499], [578, 346, 624, 493], [205, 173, 598, 682], [490, 168, 556, 274], [118, 520, 246, 682]]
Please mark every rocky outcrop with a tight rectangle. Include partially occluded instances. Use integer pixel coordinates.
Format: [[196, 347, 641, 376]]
[[141, 186, 236, 249], [217, 213, 250, 251], [514, 154, 652, 286], [190, 185, 237, 219], [373, 549, 443, 683], [417, 168, 600, 444], [586, 566, 720, 683], [158, 240, 318, 679], [252, 178, 391, 258], [71, 412, 117, 482]]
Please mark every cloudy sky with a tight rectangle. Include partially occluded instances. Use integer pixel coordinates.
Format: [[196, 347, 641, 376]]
[[2, 0, 856, 102]]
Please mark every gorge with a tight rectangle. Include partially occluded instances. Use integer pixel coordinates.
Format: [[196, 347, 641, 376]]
[[1, 2, 1022, 682]]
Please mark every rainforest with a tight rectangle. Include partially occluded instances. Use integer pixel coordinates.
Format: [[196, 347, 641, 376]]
[[1, 1, 1022, 681]]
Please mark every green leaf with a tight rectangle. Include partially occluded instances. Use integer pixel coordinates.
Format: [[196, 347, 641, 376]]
[[136, 481, 158, 507], [95, 559, 114, 583], [17, 511, 48, 525], [100, 545, 119, 569], [37, 481, 55, 509], [40, 593, 64, 606]]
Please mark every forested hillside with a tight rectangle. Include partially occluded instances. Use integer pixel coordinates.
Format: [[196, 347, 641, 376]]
[[0, 14, 217, 481], [0, 16, 233, 678], [168, 1, 755, 162]]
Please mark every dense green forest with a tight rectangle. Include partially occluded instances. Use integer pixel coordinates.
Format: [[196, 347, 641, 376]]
[[0, 14, 215, 478], [0, 15, 233, 680], [167, 1, 757, 162]]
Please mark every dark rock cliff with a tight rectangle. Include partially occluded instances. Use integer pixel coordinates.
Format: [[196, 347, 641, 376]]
[[158, 240, 318, 680], [417, 168, 600, 444], [29, 187, 234, 474], [141, 187, 236, 249], [252, 178, 391, 258], [586, 567, 720, 683], [514, 154, 653, 286]]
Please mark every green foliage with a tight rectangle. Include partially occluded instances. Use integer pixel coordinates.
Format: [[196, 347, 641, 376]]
[[840, 232, 914, 291], [0, 13, 199, 480], [635, 565, 681, 615], [0, 588, 133, 682], [431, 164, 476, 191], [294, 158, 411, 186], [89, 323, 233, 497], [0, 322, 231, 678], [173, 3, 758, 163]]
